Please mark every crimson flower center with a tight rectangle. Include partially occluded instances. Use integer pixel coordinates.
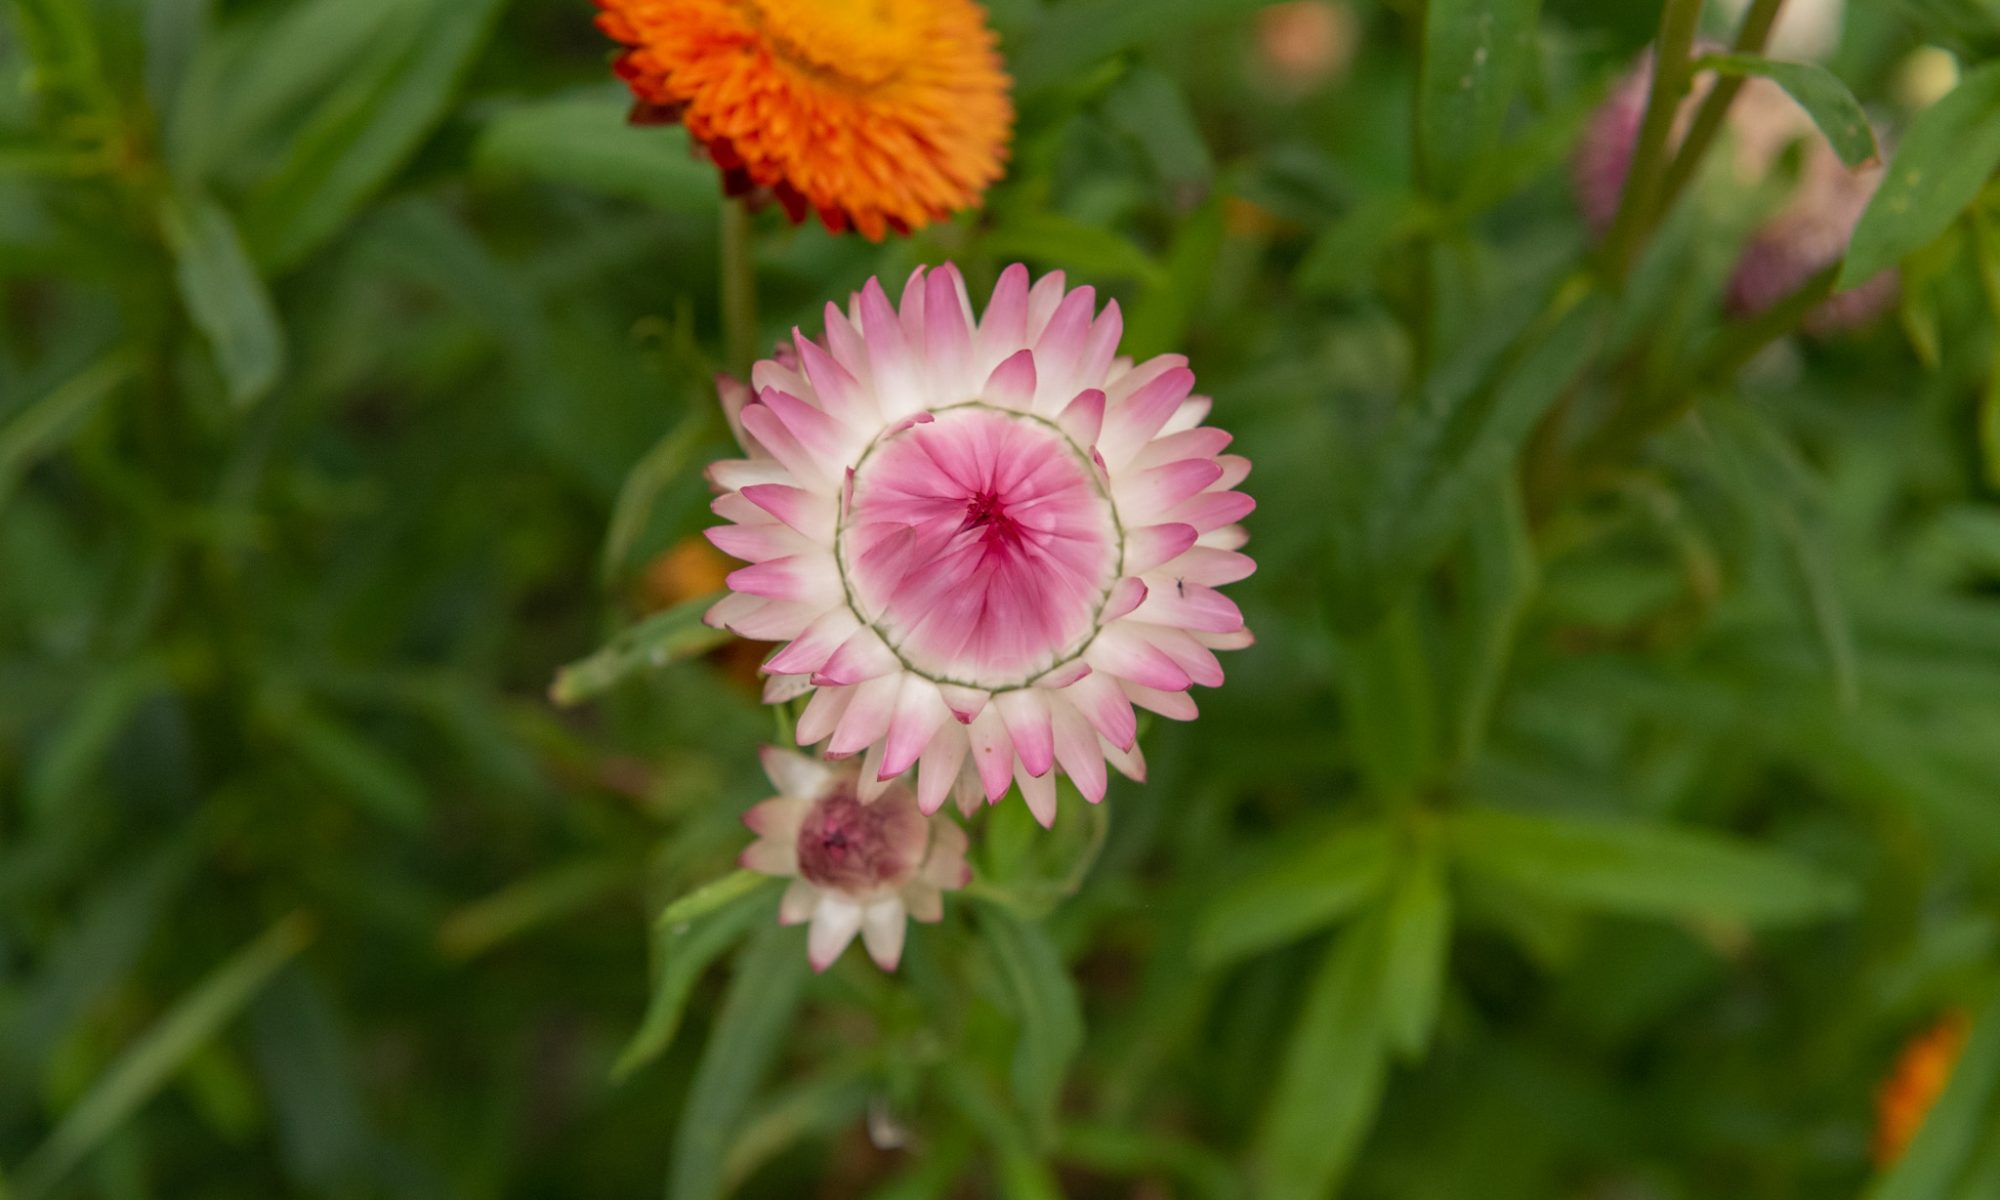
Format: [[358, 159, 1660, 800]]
[[795, 785, 924, 892], [838, 406, 1121, 690]]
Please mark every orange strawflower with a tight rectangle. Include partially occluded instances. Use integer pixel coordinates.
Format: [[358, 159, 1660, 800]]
[[1874, 1011, 1971, 1166], [595, 0, 1013, 240]]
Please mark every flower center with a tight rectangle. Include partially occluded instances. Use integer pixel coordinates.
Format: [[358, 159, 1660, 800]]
[[838, 405, 1121, 690], [795, 784, 925, 893], [746, 0, 926, 89]]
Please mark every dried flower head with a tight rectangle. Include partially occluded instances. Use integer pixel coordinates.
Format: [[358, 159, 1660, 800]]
[[703, 264, 1256, 827], [595, 0, 1013, 240], [740, 747, 970, 971]]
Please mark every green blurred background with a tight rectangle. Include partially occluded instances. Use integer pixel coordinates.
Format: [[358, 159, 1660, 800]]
[[6, 0, 2000, 1196]]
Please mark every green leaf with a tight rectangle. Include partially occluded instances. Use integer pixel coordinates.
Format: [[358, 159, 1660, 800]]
[[234, 0, 505, 270], [1123, 194, 1225, 359], [1055, 1124, 1239, 1200], [1362, 284, 1601, 611], [166, 0, 406, 176], [979, 904, 1085, 1148], [1868, 992, 2000, 1200], [437, 858, 634, 961], [657, 869, 772, 930], [981, 212, 1167, 287], [667, 924, 809, 1200], [1418, 0, 1544, 196], [721, 1070, 874, 1193], [1843, 61, 2000, 287], [1337, 602, 1439, 803], [0, 350, 135, 511], [1450, 478, 1538, 763], [247, 970, 377, 1192], [161, 191, 285, 408], [5, 839, 198, 1076], [1194, 821, 1396, 967], [1701, 401, 1861, 707], [1379, 845, 1452, 1060], [1099, 67, 1213, 196], [1444, 807, 1858, 927], [144, 0, 211, 119], [474, 89, 721, 213], [8, 0, 113, 122], [615, 877, 779, 1081], [1696, 53, 1880, 169], [549, 595, 734, 707], [1011, 0, 1269, 92], [1251, 914, 1392, 1200], [14, 913, 315, 1200], [1297, 193, 1436, 298], [270, 702, 429, 827], [601, 412, 714, 587], [25, 658, 171, 822]]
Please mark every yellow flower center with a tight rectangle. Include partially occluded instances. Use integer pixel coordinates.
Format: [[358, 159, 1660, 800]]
[[749, 0, 927, 89]]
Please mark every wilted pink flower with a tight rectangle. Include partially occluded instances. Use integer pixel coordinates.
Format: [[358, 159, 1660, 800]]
[[1575, 50, 1894, 332], [704, 264, 1256, 826], [740, 746, 970, 972]]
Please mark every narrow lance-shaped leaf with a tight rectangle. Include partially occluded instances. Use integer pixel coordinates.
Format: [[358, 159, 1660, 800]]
[[1419, 0, 1545, 196], [1450, 477, 1538, 763], [1696, 53, 1880, 169], [237, 0, 507, 270], [615, 876, 779, 1081], [1843, 62, 2000, 288], [1866, 991, 2000, 1200], [160, 191, 285, 408], [550, 594, 734, 707], [1701, 401, 1860, 707], [473, 90, 721, 214], [979, 902, 1085, 1149], [14, 913, 316, 1200], [0, 351, 136, 511], [1194, 821, 1396, 967], [1252, 911, 1393, 1200], [1378, 844, 1452, 1061], [668, 924, 809, 1200], [1011, 0, 1270, 92], [1444, 807, 1858, 926], [437, 858, 635, 961]]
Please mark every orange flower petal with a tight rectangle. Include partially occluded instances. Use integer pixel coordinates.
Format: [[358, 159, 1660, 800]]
[[595, 0, 1013, 240]]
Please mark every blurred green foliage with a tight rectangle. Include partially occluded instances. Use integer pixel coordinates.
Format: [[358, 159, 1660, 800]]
[[5, 0, 2000, 1197]]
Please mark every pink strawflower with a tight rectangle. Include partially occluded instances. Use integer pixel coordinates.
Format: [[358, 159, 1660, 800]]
[[704, 263, 1256, 827], [740, 746, 971, 972]]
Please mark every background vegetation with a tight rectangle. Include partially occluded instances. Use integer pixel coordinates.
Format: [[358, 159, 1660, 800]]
[[5, 0, 2000, 1196]]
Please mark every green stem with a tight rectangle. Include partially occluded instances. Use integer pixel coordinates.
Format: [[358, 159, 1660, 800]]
[[1575, 260, 1837, 473], [1653, 0, 1789, 224], [719, 200, 759, 372], [1599, 0, 1707, 284], [1698, 260, 1838, 385]]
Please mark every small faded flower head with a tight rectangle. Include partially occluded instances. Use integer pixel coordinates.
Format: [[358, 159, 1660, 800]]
[[594, 0, 1012, 240], [740, 747, 970, 972], [1252, 2, 1359, 98], [1576, 49, 1894, 332], [703, 264, 1256, 828]]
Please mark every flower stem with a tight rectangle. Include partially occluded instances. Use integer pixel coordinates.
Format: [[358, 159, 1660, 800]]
[[1653, 0, 1790, 225], [1599, 0, 1707, 284], [719, 200, 759, 371]]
